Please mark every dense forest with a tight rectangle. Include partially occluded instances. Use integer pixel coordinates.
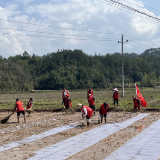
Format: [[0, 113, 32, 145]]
[[0, 48, 160, 92]]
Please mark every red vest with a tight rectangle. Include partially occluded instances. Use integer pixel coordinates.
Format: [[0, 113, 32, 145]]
[[27, 100, 32, 109], [64, 98, 72, 108], [88, 96, 95, 105], [100, 103, 109, 114], [133, 98, 140, 107], [16, 101, 24, 112], [113, 91, 119, 99], [81, 106, 93, 118], [62, 90, 69, 99]]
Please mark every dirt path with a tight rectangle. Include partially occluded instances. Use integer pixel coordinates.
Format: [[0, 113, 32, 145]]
[[0, 111, 159, 160]]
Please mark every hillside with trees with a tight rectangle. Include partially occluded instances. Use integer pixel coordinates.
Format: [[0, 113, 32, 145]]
[[0, 48, 160, 92]]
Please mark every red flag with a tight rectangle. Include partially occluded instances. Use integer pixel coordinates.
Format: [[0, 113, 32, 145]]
[[135, 84, 147, 107]]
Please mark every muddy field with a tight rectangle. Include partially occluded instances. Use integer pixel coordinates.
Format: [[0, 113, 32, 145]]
[[0, 111, 159, 160]]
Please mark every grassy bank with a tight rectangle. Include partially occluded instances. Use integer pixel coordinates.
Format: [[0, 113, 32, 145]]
[[0, 88, 159, 111]]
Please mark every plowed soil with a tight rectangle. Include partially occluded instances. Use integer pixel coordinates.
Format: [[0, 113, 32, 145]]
[[0, 111, 159, 160]]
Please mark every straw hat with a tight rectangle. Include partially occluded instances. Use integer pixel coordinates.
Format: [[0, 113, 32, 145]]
[[77, 103, 82, 108], [113, 88, 118, 91], [88, 94, 91, 96]]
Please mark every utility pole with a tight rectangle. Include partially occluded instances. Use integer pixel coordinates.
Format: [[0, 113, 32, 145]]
[[118, 35, 128, 97]]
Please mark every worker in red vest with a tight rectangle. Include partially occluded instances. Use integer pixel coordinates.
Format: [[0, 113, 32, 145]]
[[87, 87, 93, 99], [113, 88, 119, 107], [132, 96, 143, 112], [14, 99, 26, 123], [26, 98, 34, 116], [62, 94, 72, 109], [99, 102, 109, 123], [62, 88, 70, 104], [88, 94, 95, 114], [77, 103, 93, 126]]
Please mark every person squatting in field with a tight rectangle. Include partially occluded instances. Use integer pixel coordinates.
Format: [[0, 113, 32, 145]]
[[26, 98, 34, 116], [87, 87, 93, 99], [62, 94, 72, 109], [99, 102, 109, 123], [88, 94, 96, 114], [113, 88, 119, 107], [77, 103, 93, 126], [14, 98, 26, 123], [132, 96, 143, 113]]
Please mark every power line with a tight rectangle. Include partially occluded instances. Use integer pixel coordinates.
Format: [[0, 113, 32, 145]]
[[96, 0, 160, 23], [103, 0, 160, 22], [126, 39, 154, 48], [118, 0, 160, 14], [0, 18, 119, 35], [97, 0, 160, 23], [124, 35, 159, 47], [127, 42, 149, 50], [0, 0, 159, 36], [1, 32, 120, 42], [0, 2, 158, 49], [0, 26, 119, 41], [1, 26, 158, 48], [95, 0, 160, 48]]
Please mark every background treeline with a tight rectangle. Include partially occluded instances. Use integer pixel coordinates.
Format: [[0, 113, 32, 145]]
[[0, 48, 160, 92]]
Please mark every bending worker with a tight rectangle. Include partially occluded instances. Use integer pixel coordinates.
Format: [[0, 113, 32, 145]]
[[99, 102, 109, 123], [14, 98, 26, 123], [132, 96, 143, 113], [77, 103, 93, 126]]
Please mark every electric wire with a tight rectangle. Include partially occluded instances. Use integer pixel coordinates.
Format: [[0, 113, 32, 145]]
[[124, 35, 158, 47], [0, 26, 119, 41], [96, 0, 160, 24], [126, 43, 148, 50], [1, 26, 158, 49], [1, 32, 119, 42], [97, 0, 160, 23], [118, 0, 160, 14], [0, 18, 120, 35], [127, 40, 152, 49], [102, 0, 160, 22], [0, 1, 158, 49]]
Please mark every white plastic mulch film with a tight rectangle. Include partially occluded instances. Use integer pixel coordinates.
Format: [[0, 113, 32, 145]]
[[28, 113, 149, 160], [104, 118, 160, 160], [0, 125, 75, 152]]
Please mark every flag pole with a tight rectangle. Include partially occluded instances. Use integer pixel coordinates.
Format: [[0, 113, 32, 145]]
[[135, 83, 137, 97]]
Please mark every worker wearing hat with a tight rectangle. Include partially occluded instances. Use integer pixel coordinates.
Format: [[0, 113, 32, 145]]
[[77, 103, 93, 126], [113, 88, 119, 107], [14, 99, 26, 123]]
